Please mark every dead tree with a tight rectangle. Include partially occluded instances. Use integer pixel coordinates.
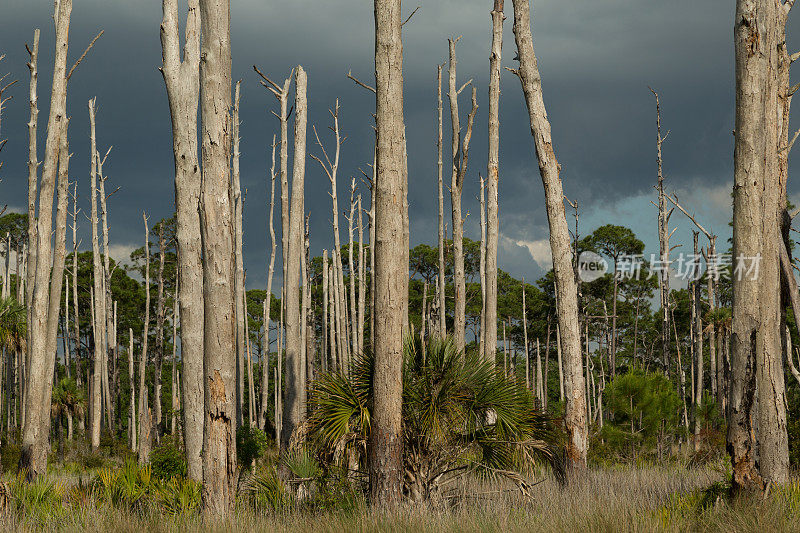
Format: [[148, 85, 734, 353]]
[[651, 88, 674, 388], [479, 175, 487, 358], [138, 213, 151, 464], [198, 0, 237, 513], [281, 67, 308, 452], [447, 37, 478, 354], [485, 0, 504, 362], [510, 0, 587, 472], [436, 63, 446, 338], [347, 179, 358, 356], [154, 222, 167, 440], [311, 101, 349, 370], [231, 80, 245, 429], [370, 0, 407, 504], [259, 137, 277, 431], [160, 0, 203, 481], [729, 0, 789, 491], [88, 98, 106, 450], [358, 195, 366, 355], [128, 328, 136, 451]]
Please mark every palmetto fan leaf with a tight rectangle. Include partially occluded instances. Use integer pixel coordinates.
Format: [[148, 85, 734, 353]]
[[307, 335, 564, 500]]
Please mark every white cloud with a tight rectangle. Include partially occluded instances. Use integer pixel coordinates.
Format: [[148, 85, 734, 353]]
[[108, 243, 137, 266], [502, 235, 552, 270]]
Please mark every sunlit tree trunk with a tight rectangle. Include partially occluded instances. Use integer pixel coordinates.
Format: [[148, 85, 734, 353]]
[[485, 0, 503, 362], [198, 0, 237, 514], [510, 0, 587, 473], [231, 80, 245, 429], [259, 138, 277, 431], [281, 67, 308, 451], [370, 0, 406, 504], [160, 0, 203, 481], [138, 213, 151, 464]]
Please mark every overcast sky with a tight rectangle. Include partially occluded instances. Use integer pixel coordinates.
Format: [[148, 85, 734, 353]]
[[2, 0, 799, 290]]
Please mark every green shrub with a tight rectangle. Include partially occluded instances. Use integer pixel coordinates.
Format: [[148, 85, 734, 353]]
[[81, 453, 104, 469], [151, 440, 187, 480], [153, 477, 201, 516], [1, 442, 21, 474], [237, 424, 271, 467]]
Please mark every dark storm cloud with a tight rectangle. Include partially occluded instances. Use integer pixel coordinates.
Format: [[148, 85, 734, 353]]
[[1, 0, 798, 288]]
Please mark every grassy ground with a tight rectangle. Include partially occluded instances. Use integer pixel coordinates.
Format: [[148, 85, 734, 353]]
[[2, 461, 799, 532]]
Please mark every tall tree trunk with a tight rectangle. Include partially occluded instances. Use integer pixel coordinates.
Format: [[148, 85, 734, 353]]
[[522, 278, 529, 389], [97, 147, 114, 429], [510, 0, 587, 472], [281, 67, 308, 451], [370, 0, 406, 504], [692, 232, 703, 452], [129, 328, 136, 451], [171, 283, 179, 436], [231, 80, 245, 429], [198, 0, 237, 514], [358, 196, 366, 355], [479, 176, 487, 358], [485, 0, 503, 362], [437, 63, 446, 339], [730, 0, 776, 492], [154, 223, 167, 440], [260, 138, 277, 431], [160, 0, 203, 481], [88, 98, 106, 451], [447, 38, 477, 354], [138, 213, 151, 464], [71, 181, 81, 389], [348, 181, 358, 357]]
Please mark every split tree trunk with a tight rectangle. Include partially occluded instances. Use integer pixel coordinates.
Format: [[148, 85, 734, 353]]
[[281, 67, 308, 451], [160, 0, 203, 481]]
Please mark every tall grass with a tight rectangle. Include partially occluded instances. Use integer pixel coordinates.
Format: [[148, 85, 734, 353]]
[[2, 461, 799, 532]]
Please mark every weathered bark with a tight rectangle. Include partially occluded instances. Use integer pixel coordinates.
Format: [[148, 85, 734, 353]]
[[436, 63, 446, 338], [729, 0, 790, 492], [171, 283, 179, 436], [348, 180, 358, 357], [692, 232, 703, 452], [160, 0, 203, 481], [154, 223, 167, 439], [97, 145, 114, 429], [198, 0, 237, 514], [259, 137, 277, 431], [358, 195, 366, 355], [70, 181, 80, 388], [128, 328, 136, 451], [231, 80, 245, 429], [479, 175, 486, 358], [447, 38, 478, 354], [323, 250, 331, 371], [370, 0, 406, 504], [312, 102, 349, 371], [24, 30, 39, 406], [485, 0, 503, 362], [138, 213, 151, 464], [88, 98, 106, 451], [522, 278, 529, 388], [281, 67, 308, 451], [510, 0, 587, 472]]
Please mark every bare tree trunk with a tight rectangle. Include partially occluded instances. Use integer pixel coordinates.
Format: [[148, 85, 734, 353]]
[[692, 232, 703, 452], [358, 196, 366, 355], [729, 0, 781, 492], [536, 338, 543, 404], [348, 180, 358, 357], [171, 286, 178, 436], [231, 80, 245, 429], [328, 261, 337, 370], [88, 98, 106, 451], [323, 250, 331, 370], [276, 287, 283, 444], [522, 278, 529, 389], [447, 38, 478, 354], [510, 0, 587, 472], [70, 182, 80, 388], [129, 328, 136, 451], [312, 102, 349, 371], [138, 213, 151, 464], [154, 223, 167, 440], [245, 287, 255, 427], [281, 66, 307, 451], [479, 175, 486, 358], [436, 63, 446, 339], [485, 0, 503, 362], [160, 0, 203, 481], [198, 0, 237, 514], [97, 146, 114, 429], [259, 137, 277, 431], [370, 0, 406, 504]]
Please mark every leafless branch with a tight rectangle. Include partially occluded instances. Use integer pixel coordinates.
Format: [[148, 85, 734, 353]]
[[67, 30, 104, 81], [402, 6, 421, 26], [346, 70, 375, 93]]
